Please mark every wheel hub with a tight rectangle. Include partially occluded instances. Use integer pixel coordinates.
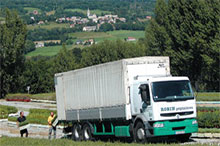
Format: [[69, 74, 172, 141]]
[[137, 128, 145, 140], [84, 128, 90, 140], [74, 129, 79, 138]]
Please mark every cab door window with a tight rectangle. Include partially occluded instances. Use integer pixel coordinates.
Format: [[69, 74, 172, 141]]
[[139, 84, 150, 105]]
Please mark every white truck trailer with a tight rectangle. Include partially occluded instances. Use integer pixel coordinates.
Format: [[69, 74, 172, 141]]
[[55, 56, 198, 142]]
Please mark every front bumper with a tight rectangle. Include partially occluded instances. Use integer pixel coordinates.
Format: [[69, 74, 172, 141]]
[[153, 118, 198, 136]]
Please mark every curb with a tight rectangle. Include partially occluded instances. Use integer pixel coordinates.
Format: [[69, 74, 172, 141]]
[[192, 133, 220, 138], [196, 101, 220, 104], [31, 99, 56, 104], [1, 120, 63, 129]]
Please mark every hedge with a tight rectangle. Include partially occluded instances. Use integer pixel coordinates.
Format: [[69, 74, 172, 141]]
[[0, 105, 18, 119], [197, 107, 220, 128], [197, 106, 220, 112]]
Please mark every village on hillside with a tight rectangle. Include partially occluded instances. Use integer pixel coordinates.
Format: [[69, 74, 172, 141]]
[[56, 8, 127, 32]]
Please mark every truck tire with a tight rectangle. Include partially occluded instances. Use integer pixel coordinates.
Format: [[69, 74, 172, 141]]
[[134, 122, 146, 143], [82, 124, 93, 141], [72, 124, 81, 141]]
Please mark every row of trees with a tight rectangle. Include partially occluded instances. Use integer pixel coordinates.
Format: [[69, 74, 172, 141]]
[[145, 0, 219, 91], [1, 0, 219, 97]]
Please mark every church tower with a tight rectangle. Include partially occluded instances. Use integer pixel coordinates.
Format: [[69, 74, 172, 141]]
[[87, 8, 90, 17]]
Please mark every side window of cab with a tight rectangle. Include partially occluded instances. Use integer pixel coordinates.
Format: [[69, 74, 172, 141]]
[[139, 84, 150, 105]]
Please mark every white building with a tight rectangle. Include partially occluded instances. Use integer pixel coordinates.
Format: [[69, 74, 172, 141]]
[[83, 26, 96, 32], [34, 41, 44, 48], [87, 8, 97, 19]]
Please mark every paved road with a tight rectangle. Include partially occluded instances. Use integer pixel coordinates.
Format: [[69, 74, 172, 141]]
[[0, 119, 63, 139], [0, 100, 219, 144]]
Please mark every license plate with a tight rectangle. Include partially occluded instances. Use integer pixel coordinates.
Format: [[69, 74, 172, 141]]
[[175, 131, 185, 134]]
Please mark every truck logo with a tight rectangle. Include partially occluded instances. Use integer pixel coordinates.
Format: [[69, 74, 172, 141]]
[[176, 114, 180, 119], [161, 107, 175, 112]]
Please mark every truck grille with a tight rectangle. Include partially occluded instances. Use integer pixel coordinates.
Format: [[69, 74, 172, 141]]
[[160, 111, 193, 117]]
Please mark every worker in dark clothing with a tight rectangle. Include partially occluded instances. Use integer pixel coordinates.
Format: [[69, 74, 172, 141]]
[[17, 111, 28, 137]]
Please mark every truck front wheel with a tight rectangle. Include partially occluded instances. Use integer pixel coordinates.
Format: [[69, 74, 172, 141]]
[[72, 124, 81, 141], [134, 122, 146, 143], [82, 124, 93, 141]]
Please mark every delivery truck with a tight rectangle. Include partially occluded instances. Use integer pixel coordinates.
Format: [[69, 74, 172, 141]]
[[54, 56, 198, 142]]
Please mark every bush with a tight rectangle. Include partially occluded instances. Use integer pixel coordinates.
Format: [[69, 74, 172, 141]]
[[5, 93, 31, 101], [0, 105, 18, 119], [197, 106, 220, 112], [19, 121, 29, 127], [197, 110, 220, 128]]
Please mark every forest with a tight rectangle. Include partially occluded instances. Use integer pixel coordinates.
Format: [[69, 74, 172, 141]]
[[0, 0, 219, 98]]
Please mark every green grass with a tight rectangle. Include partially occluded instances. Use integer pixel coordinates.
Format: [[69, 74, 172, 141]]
[[0, 105, 18, 119], [24, 7, 42, 13], [27, 22, 70, 30], [26, 109, 57, 125], [6, 93, 56, 101], [196, 92, 220, 101], [31, 93, 56, 101], [65, 8, 111, 15], [69, 30, 145, 42], [0, 137, 206, 146], [26, 30, 144, 57], [25, 45, 83, 57], [198, 128, 220, 133]]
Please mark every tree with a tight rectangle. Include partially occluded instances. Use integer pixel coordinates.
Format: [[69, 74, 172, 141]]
[[99, 23, 114, 32], [21, 58, 54, 94], [81, 40, 145, 67], [24, 40, 36, 54], [0, 9, 27, 98], [52, 44, 77, 74], [145, 0, 220, 91]]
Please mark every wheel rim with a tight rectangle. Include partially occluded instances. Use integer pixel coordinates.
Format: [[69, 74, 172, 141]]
[[137, 128, 145, 140], [84, 128, 90, 140]]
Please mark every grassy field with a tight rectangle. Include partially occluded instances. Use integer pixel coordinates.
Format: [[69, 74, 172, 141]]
[[198, 128, 220, 133], [27, 22, 70, 30], [6, 93, 56, 101], [69, 30, 145, 42], [0, 137, 207, 146], [24, 7, 42, 13], [26, 30, 144, 57], [0, 105, 18, 119], [196, 92, 220, 101], [25, 44, 83, 57], [65, 8, 111, 15]]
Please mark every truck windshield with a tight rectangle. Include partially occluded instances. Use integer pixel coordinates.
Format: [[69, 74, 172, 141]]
[[152, 80, 194, 102]]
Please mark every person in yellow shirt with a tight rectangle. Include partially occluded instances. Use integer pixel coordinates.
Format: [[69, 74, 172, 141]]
[[48, 112, 56, 139]]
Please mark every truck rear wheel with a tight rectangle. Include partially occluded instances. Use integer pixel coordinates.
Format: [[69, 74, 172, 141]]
[[72, 124, 81, 141], [134, 122, 146, 143], [82, 124, 93, 141]]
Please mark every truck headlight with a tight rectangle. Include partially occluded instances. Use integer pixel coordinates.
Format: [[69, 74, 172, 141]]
[[192, 120, 198, 125], [153, 123, 164, 128]]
